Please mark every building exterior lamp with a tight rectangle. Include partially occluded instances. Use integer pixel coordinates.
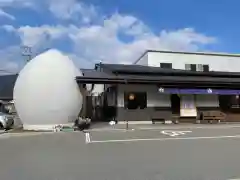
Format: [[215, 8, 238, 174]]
[[207, 88, 212, 94], [129, 94, 135, 100], [159, 87, 164, 93]]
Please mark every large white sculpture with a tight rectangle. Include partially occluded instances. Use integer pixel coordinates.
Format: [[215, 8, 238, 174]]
[[13, 49, 83, 131]]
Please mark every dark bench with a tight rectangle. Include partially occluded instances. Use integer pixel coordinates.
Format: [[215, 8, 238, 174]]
[[151, 107, 172, 124], [200, 111, 226, 124]]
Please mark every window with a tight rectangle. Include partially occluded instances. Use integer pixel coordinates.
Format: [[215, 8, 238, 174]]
[[160, 63, 172, 69], [190, 64, 197, 71], [185, 64, 191, 70], [203, 65, 209, 72], [219, 95, 240, 111], [124, 92, 147, 109], [185, 64, 196, 71], [197, 64, 209, 72], [197, 64, 203, 72], [230, 95, 240, 108]]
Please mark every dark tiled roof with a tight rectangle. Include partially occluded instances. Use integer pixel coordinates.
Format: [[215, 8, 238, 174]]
[[81, 69, 114, 79], [76, 76, 240, 89], [118, 74, 240, 84], [77, 73, 240, 84], [77, 64, 240, 88], [0, 74, 18, 100]]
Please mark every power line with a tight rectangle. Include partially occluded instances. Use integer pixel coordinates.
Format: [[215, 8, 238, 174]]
[[0, 69, 15, 73], [0, 69, 17, 75]]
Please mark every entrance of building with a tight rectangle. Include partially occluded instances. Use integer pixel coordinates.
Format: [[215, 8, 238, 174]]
[[171, 94, 197, 117], [180, 95, 197, 117], [171, 94, 180, 115]]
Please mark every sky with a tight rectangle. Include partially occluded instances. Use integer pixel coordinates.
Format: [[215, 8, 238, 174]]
[[0, 0, 240, 73]]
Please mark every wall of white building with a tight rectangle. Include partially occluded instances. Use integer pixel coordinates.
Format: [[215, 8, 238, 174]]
[[117, 84, 171, 108], [116, 85, 220, 108], [136, 51, 240, 72], [91, 84, 104, 96], [195, 95, 219, 107], [135, 53, 149, 66], [132, 50, 231, 113]]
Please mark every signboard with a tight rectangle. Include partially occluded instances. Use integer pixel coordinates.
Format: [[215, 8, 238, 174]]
[[159, 88, 240, 95]]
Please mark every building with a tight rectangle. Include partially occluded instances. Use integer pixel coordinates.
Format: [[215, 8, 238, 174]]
[[2, 50, 240, 123], [0, 74, 17, 115], [135, 50, 240, 72], [77, 50, 240, 123], [0, 74, 17, 101]]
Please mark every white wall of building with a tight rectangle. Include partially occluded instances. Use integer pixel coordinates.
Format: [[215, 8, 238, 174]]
[[91, 84, 104, 96], [117, 85, 220, 108], [130, 51, 226, 111], [136, 51, 240, 72], [134, 53, 149, 66], [195, 95, 219, 107], [117, 84, 171, 107]]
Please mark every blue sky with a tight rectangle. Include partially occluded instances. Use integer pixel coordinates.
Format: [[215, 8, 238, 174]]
[[93, 0, 240, 52], [0, 0, 239, 72]]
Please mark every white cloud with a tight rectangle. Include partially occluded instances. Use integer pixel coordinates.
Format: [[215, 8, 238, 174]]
[[67, 13, 217, 64], [0, 46, 23, 74], [2, 24, 15, 31], [0, 0, 36, 8], [48, 0, 98, 24], [0, 1, 218, 69], [0, 0, 37, 21], [0, 8, 15, 20], [2, 24, 76, 47], [17, 25, 67, 47]]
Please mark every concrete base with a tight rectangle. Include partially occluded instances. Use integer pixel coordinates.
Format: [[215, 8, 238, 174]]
[[13, 117, 23, 129], [164, 120, 172, 124], [23, 123, 74, 131], [118, 121, 152, 125]]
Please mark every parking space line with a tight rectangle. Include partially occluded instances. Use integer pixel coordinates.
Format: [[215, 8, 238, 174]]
[[137, 125, 240, 130], [85, 132, 91, 143], [88, 128, 135, 132], [87, 129, 136, 133], [0, 132, 55, 139], [89, 134, 240, 144]]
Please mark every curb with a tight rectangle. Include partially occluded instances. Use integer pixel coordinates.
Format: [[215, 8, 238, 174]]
[[87, 128, 127, 132], [118, 121, 152, 125]]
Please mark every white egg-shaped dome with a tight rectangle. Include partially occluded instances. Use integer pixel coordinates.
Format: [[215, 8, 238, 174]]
[[13, 49, 83, 131]]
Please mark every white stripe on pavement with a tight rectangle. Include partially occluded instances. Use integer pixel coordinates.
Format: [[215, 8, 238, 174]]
[[88, 128, 135, 132], [85, 132, 91, 143], [137, 125, 240, 130], [0, 132, 54, 139], [89, 134, 240, 144]]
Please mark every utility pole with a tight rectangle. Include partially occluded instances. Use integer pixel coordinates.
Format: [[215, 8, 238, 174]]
[[21, 46, 32, 63]]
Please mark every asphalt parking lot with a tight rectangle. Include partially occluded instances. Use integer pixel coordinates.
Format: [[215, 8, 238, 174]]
[[1, 125, 240, 180], [87, 125, 240, 143]]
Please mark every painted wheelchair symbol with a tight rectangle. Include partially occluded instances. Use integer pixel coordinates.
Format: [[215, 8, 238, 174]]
[[161, 130, 192, 137]]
